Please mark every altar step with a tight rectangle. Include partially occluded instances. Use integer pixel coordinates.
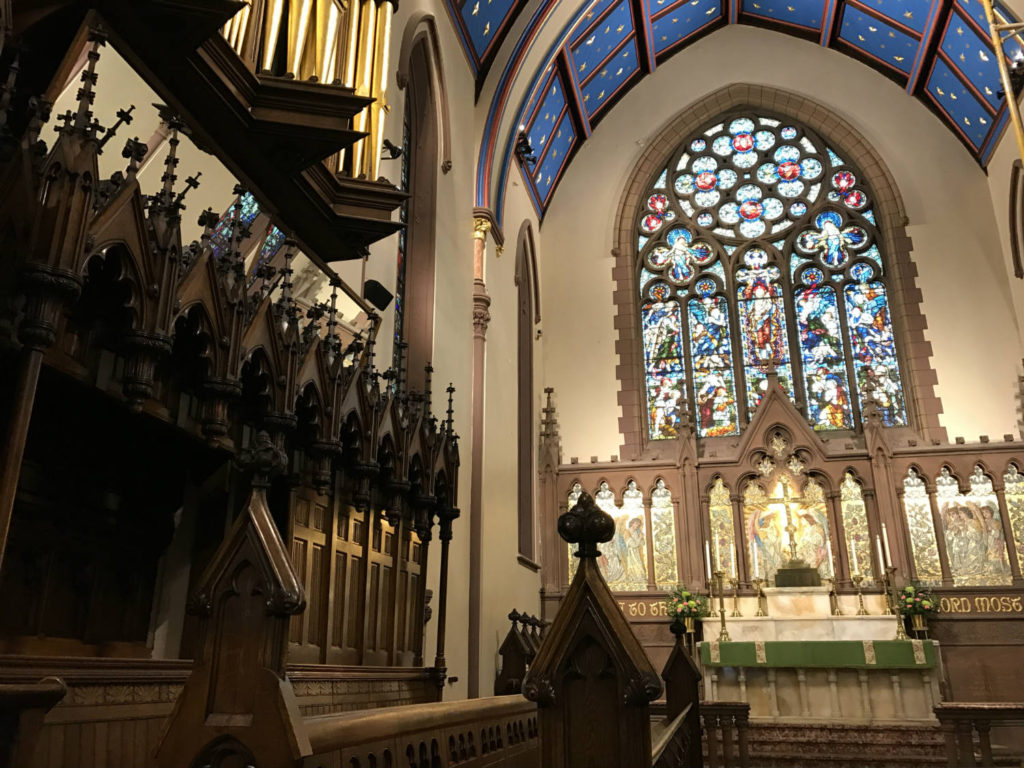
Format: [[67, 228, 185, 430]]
[[717, 721, 1023, 768]]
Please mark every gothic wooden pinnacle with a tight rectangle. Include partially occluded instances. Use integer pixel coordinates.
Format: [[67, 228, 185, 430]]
[[558, 491, 613, 558]]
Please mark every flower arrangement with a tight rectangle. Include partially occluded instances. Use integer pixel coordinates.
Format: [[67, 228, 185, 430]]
[[666, 585, 710, 631], [896, 583, 939, 616]]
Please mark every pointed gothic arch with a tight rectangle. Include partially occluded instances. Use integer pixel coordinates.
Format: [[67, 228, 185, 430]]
[[516, 220, 541, 563], [611, 84, 945, 459]]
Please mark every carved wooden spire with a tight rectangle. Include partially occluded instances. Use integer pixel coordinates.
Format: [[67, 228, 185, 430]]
[[157, 430, 311, 766], [524, 491, 662, 768]]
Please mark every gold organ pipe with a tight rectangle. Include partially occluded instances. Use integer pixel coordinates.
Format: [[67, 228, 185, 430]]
[[216, 0, 395, 180], [262, 0, 285, 72], [981, 0, 1024, 166], [287, 0, 314, 78], [367, 0, 392, 179]]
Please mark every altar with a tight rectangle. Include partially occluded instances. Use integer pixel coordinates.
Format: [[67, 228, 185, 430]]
[[696, 587, 943, 723]]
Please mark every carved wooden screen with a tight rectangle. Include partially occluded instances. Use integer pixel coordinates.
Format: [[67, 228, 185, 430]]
[[329, 498, 367, 665], [288, 482, 331, 663], [635, 114, 907, 441], [362, 517, 396, 665], [394, 526, 424, 665]]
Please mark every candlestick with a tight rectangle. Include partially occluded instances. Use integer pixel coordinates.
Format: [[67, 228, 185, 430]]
[[851, 573, 868, 615], [707, 579, 718, 617], [876, 535, 886, 574], [729, 576, 741, 617], [825, 577, 842, 616], [705, 540, 713, 580], [886, 565, 908, 640], [752, 577, 767, 616], [715, 570, 730, 642], [882, 523, 893, 567]]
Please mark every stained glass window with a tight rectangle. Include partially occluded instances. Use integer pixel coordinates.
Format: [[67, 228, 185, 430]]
[[936, 466, 1012, 586], [1004, 465, 1024, 575], [569, 481, 649, 591], [636, 114, 908, 440], [210, 191, 261, 261], [709, 478, 737, 577], [902, 468, 942, 585], [651, 478, 678, 588], [840, 472, 874, 584]]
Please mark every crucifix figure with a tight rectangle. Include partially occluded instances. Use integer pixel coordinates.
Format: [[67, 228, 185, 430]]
[[779, 475, 801, 564]]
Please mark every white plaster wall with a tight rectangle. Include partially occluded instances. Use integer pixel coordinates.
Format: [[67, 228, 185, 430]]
[[533, 24, 1022, 460]]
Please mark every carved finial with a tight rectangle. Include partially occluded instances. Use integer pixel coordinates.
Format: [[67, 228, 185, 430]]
[[276, 240, 298, 324], [558, 491, 614, 559], [69, 31, 107, 138], [365, 312, 379, 377], [160, 119, 181, 196], [96, 104, 134, 153], [396, 340, 408, 395], [508, 609, 521, 626], [540, 387, 559, 438], [445, 383, 455, 435], [326, 279, 340, 358], [423, 362, 433, 418], [235, 430, 287, 489], [121, 137, 147, 178], [0, 49, 19, 158]]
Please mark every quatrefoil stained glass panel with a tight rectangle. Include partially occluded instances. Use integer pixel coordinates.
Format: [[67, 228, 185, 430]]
[[638, 115, 907, 440]]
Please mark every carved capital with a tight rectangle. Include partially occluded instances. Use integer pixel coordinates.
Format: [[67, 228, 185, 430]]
[[623, 671, 662, 706], [472, 288, 491, 339], [473, 217, 491, 241], [121, 330, 172, 411], [17, 265, 82, 350]]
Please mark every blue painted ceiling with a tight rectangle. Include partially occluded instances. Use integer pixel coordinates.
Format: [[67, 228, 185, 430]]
[[465, 0, 1023, 219]]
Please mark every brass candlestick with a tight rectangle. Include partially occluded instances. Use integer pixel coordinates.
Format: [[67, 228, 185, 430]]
[[707, 578, 719, 617], [751, 577, 767, 616], [715, 570, 730, 641], [825, 577, 843, 616], [851, 573, 869, 615], [729, 577, 742, 617], [881, 565, 895, 615], [886, 566, 909, 640]]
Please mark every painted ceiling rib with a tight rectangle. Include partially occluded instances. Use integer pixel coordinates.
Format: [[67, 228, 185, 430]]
[[476, 0, 1022, 225]]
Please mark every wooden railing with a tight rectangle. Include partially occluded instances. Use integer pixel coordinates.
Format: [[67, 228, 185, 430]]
[[0, 677, 65, 766], [934, 702, 1024, 767], [702, 702, 750, 768], [303, 696, 538, 767]]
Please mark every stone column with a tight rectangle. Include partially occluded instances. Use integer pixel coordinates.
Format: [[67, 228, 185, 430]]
[[468, 215, 493, 698]]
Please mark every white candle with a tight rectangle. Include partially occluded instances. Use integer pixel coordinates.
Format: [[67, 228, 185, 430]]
[[731, 544, 738, 578], [714, 536, 722, 573], [850, 538, 859, 575], [705, 539, 713, 580], [881, 523, 893, 567], [826, 537, 835, 577], [876, 535, 886, 572], [752, 543, 760, 578]]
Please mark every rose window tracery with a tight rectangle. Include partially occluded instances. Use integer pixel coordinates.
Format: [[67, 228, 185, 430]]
[[637, 113, 908, 441]]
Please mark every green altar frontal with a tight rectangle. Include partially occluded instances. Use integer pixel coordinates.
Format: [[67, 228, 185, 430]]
[[698, 640, 937, 669]]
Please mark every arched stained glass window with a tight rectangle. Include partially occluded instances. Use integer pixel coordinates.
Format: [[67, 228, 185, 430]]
[[650, 479, 678, 588], [636, 114, 908, 440], [936, 466, 1011, 586], [902, 468, 942, 585], [840, 472, 874, 584], [1004, 465, 1024, 575]]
